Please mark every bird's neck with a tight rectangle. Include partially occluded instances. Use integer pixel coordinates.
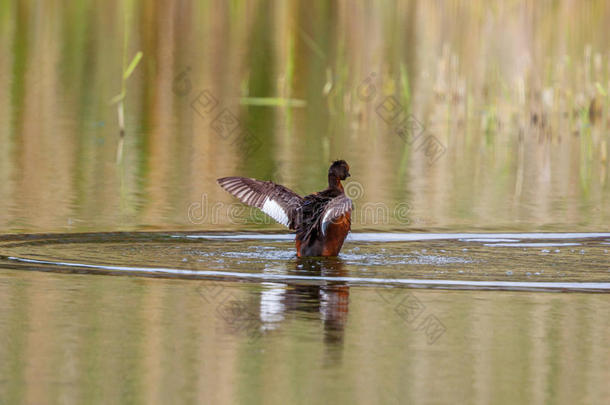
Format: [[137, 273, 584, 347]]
[[328, 174, 344, 192]]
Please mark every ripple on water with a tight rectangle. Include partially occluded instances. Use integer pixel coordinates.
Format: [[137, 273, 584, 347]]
[[0, 232, 609, 292]]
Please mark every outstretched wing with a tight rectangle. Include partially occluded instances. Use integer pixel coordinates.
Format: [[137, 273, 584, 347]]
[[217, 177, 304, 229], [321, 194, 353, 236]]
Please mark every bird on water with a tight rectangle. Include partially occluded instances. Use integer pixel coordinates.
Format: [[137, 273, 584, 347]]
[[217, 160, 353, 257]]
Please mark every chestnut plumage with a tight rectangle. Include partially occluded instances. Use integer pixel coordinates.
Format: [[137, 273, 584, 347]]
[[217, 160, 353, 257]]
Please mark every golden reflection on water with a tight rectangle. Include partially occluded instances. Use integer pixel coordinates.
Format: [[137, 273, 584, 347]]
[[0, 269, 608, 404], [0, 0, 609, 233], [1, 2, 609, 402]]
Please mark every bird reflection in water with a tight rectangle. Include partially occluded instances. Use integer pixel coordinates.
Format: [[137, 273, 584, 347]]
[[259, 258, 349, 354]]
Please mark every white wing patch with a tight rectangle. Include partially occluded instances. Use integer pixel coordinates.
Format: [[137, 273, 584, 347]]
[[262, 198, 290, 227], [321, 210, 334, 236]]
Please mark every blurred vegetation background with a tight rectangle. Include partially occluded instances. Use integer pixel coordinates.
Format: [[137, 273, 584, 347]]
[[0, 0, 609, 233]]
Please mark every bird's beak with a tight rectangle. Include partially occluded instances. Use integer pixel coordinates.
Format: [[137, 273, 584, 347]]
[[346, 172, 351, 178]]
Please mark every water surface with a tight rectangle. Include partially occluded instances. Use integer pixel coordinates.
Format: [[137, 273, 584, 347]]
[[1, 232, 609, 290], [0, 231, 609, 404], [1, 1, 610, 403]]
